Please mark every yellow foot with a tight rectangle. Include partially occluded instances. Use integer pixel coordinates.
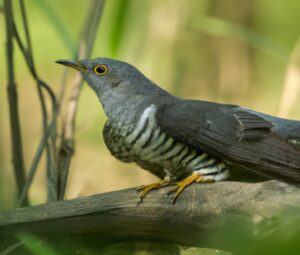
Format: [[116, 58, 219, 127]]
[[137, 178, 173, 202], [168, 174, 214, 204]]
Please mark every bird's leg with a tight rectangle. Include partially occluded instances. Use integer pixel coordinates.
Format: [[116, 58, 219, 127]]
[[137, 176, 175, 202], [168, 173, 214, 204]]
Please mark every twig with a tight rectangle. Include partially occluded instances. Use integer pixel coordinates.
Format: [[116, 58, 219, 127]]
[[18, 124, 54, 207], [0, 241, 23, 255], [15, 0, 58, 203], [4, 0, 28, 207], [57, 0, 106, 200]]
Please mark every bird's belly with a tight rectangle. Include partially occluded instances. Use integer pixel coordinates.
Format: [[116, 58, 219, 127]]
[[106, 132, 229, 181], [128, 129, 229, 180], [103, 105, 230, 181], [103, 121, 133, 162]]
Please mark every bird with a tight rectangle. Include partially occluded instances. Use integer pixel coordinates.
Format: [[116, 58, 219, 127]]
[[56, 58, 300, 203]]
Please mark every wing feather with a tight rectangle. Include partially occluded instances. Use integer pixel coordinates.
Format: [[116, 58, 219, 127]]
[[156, 100, 300, 183]]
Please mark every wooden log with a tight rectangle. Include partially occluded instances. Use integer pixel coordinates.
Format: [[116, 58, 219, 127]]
[[0, 181, 300, 253]]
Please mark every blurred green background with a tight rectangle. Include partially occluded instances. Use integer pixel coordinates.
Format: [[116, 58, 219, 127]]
[[1, 0, 300, 210]]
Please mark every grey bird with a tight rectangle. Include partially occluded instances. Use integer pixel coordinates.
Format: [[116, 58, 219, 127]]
[[56, 58, 300, 202]]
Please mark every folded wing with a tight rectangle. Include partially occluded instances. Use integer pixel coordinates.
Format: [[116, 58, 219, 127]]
[[156, 100, 300, 183]]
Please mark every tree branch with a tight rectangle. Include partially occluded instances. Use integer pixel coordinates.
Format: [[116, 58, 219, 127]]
[[1, 181, 300, 252]]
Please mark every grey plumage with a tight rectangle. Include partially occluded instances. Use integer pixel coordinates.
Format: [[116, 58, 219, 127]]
[[103, 104, 228, 181], [156, 100, 300, 183], [56, 58, 300, 186]]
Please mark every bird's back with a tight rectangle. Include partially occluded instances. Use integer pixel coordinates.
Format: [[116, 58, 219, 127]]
[[156, 99, 300, 183]]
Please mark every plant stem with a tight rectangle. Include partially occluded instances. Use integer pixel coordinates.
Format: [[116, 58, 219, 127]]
[[57, 0, 106, 200], [4, 0, 28, 207], [16, 0, 58, 203], [18, 123, 54, 207]]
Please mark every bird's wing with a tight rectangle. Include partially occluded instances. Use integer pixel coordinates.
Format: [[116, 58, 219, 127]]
[[156, 100, 300, 183]]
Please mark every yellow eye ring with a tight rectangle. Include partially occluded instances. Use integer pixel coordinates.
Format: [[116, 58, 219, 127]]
[[94, 64, 108, 76]]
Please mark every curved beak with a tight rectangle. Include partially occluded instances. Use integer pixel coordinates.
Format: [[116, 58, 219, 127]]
[[55, 59, 87, 72]]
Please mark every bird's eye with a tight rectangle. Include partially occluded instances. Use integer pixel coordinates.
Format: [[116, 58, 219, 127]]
[[94, 64, 108, 76]]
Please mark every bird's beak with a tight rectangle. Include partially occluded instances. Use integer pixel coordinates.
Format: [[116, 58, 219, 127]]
[[55, 59, 87, 72]]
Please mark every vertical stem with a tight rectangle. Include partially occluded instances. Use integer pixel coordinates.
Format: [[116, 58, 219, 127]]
[[16, 0, 58, 203], [57, 0, 106, 200], [4, 0, 28, 207]]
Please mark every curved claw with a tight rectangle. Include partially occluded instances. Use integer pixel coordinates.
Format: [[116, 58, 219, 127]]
[[168, 174, 213, 204], [137, 178, 175, 202], [137, 182, 162, 202]]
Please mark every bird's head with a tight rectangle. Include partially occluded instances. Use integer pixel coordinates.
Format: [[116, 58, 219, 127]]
[[56, 58, 168, 118], [57, 57, 166, 98]]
